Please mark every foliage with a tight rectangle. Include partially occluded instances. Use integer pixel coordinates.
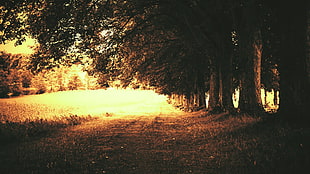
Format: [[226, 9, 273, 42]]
[[30, 70, 47, 94], [30, 64, 101, 93], [0, 70, 10, 97], [67, 75, 82, 90], [0, 52, 33, 97]]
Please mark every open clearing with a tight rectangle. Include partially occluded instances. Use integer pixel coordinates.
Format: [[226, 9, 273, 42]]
[[0, 89, 182, 121], [0, 90, 309, 173]]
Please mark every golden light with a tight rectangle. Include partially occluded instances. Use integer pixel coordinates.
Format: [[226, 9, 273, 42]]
[[0, 89, 184, 120], [0, 36, 37, 54], [231, 88, 279, 112], [261, 88, 279, 112]]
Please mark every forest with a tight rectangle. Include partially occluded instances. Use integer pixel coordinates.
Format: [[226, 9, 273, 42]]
[[0, 0, 309, 122]]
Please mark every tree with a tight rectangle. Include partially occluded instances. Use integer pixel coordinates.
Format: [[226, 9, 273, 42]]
[[2, 0, 309, 120], [0, 52, 30, 97], [234, 1, 265, 114], [274, 1, 310, 123], [112, 0, 210, 111]]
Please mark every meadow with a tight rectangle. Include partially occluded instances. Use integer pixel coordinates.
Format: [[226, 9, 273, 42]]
[[0, 89, 179, 144]]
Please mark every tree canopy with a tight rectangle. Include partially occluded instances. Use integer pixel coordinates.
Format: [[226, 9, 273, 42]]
[[1, 0, 309, 121]]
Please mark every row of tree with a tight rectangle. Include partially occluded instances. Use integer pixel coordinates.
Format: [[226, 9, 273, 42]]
[[1, 0, 309, 122]]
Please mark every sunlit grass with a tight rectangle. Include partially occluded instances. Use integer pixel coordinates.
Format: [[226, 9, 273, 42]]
[[0, 88, 183, 144], [0, 88, 182, 120]]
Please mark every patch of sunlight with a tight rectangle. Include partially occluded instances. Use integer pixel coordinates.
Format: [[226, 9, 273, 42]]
[[0, 36, 37, 54], [231, 88, 279, 112], [0, 89, 184, 120], [232, 88, 240, 108], [261, 89, 279, 113]]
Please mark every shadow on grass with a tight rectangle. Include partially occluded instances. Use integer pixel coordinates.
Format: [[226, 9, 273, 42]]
[[211, 114, 310, 174], [0, 114, 96, 145], [1, 112, 309, 174]]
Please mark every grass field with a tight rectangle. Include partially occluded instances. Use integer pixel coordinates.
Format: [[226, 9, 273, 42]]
[[0, 88, 180, 120], [0, 89, 309, 173], [0, 89, 181, 143]]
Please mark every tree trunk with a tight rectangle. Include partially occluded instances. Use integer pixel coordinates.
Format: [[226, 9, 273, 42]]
[[189, 72, 206, 111], [168, 72, 206, 112], [277, 1, 310, 123], [239, 28, 264, 114], [220, 37, 235, 113], [208, 58, 223, 113], [273, 90, 278, 106], [264, 89, 268, 107]]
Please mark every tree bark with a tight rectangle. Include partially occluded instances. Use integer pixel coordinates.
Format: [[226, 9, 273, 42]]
[[208, 57, 223, 113], [264, 89, 268, 107], [220, 37, 235, 113], [239, 28, 264, 114], [273, 90, 278, 106], [235, 1, 265, 115], [277, 1, 310, 123]]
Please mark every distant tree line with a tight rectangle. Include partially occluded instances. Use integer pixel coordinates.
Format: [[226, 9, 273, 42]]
[[1, 0, 309, 122], [0, 52, 100, 97], [0, 52, 33, 97]]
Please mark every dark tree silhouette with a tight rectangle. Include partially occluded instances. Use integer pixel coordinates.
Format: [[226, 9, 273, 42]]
[[274, 1, 310, 123]]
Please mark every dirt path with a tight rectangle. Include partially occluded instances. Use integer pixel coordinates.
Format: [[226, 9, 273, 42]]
[[1, 112, 309, 174], [3, 113, 213, 174]]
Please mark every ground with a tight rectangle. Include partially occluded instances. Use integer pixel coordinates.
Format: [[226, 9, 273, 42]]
[[0, 90, 309, 173]]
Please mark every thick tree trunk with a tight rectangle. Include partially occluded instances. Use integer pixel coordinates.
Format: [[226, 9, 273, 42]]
[[221, 38, 235, 113], [277, 1, 310, 123], [308, 6, 310, 82], [239, 29, 264, 114], [236, 1, 264, 115], [208, 58, 223, 113]]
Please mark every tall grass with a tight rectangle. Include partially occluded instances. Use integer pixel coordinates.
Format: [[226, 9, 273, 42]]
[[0, 101, 96, 144]]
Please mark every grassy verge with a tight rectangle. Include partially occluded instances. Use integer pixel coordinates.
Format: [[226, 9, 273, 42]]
[[0, 114, 96, 145], [199, 114, 310, 173]]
